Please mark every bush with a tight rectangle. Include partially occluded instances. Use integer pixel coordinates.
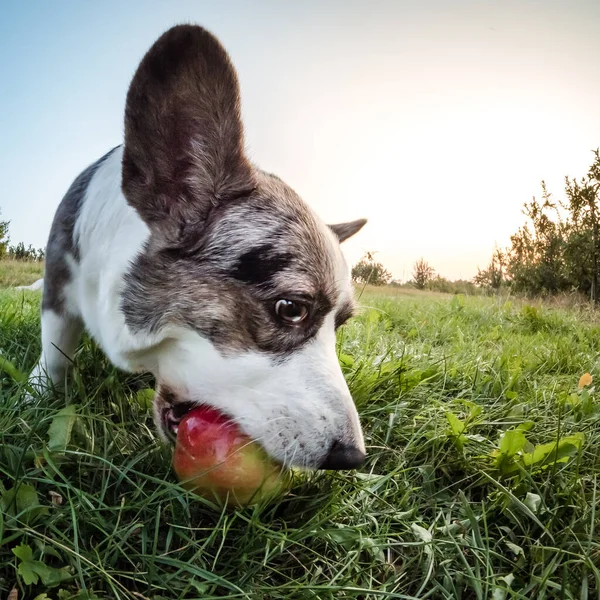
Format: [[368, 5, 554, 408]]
[[6, 242, 44, 262], [428, 276, 480, 295], [412, 258, 435, 290], [351, 252, 392, 286], [0, 209, 45, 262], [0, 210, 9, 259]]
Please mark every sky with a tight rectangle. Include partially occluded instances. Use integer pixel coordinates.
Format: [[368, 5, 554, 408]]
[[1, 0, 599, 281]]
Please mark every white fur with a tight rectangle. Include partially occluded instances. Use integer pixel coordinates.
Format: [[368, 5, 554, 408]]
[[15, 278, 44, 291], [32, 147, 364, 468], [153, 312, 364, 467], [29, 309, 82, 393], [72, 147, 163, 370]]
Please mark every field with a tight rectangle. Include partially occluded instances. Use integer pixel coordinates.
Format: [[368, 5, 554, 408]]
[[0, 259, 44, 288], [1, 272, 599, 599]]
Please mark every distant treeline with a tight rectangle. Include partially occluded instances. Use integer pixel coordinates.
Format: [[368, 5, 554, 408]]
[[0, 212, 45, 262], [3, 241, 45, 262], [393, 277, 480, 295], [352, 252, 483, 295]]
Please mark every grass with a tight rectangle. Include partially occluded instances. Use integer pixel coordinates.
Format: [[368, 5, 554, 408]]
[[1, 268, 599, 598], [0, 259, 44, 288]]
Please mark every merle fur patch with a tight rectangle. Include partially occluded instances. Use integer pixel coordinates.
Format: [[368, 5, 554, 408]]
[[121, 173, 341, 358]]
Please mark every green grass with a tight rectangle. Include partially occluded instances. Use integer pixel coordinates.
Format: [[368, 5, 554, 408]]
[[1, 280, 600, 598], [0, 259, 44, 288]]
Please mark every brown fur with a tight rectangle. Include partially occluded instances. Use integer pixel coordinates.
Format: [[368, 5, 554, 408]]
[[122, 25, 255, 242]]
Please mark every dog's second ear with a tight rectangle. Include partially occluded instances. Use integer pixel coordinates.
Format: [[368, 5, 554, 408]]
[[329, 219, 367, 243], [122, 24, 255, 233]]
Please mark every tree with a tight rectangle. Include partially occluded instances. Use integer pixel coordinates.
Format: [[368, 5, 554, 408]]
[[481, 147, 600, 300], [473, 247, 505, 291], [10, 241, 27, 260], [504, 183, 567, 295], [412, 258, 435, 290], [563, 149, 600, 303], [0, 209, 9, 259], [351, 251, 392, 286], [5, 241, 45, 262]]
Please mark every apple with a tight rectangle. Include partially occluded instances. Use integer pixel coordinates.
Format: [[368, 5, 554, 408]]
[[173, 406, 288, 507]]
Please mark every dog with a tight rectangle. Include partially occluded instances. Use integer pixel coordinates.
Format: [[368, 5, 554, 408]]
[[29, 24, 367, 471]]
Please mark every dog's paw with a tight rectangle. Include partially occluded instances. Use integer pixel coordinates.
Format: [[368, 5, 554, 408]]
[[20, 381, 46, 405], [20, 388, 39, 405], [20, 364, 52, 405]]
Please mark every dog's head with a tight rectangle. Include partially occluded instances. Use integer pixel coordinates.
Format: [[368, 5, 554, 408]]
[[120, 25, 367, 470]]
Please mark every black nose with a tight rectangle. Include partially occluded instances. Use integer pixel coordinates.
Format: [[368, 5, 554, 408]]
[[319, 440, 366, 470]]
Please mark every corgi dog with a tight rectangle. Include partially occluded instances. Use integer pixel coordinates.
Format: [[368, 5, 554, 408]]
[[30, 24, 367, 470]]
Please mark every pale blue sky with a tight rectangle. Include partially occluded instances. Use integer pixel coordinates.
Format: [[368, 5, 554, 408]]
[[1, 0, 599, 280]]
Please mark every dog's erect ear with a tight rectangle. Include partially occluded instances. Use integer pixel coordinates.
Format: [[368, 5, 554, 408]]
[[122, 24, 255, 230], [329, 219, 367, 243]]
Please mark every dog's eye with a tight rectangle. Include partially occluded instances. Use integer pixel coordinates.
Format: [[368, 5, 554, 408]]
[[274, 299, 308, 324]]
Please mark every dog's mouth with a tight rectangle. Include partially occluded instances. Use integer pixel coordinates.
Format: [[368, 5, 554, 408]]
[[160, 401, 197, 442]]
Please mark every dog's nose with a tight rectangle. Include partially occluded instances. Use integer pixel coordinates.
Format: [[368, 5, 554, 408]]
[[319, 440, 366, 470]]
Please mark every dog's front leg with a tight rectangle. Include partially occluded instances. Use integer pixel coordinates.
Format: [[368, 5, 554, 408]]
[[28, 309, 83, 397]]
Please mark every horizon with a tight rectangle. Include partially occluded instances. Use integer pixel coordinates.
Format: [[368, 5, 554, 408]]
[[1, 0, 599, 281]]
